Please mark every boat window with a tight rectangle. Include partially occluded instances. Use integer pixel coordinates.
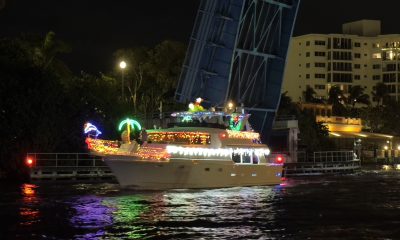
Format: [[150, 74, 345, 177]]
[[232, 153, 241, 163], [232, 153, 258, 164], [252, 154, 260, 164], [241, 154, 251, 164]]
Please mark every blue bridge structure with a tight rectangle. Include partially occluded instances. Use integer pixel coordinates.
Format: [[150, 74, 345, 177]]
[[175, 0, 300, 142]]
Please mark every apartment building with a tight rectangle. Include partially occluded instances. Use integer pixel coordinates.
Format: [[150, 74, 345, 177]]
[[283, 19, 400, 103]]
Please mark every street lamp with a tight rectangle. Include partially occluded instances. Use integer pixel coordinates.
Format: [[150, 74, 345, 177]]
[[119, 61, 127, 100]]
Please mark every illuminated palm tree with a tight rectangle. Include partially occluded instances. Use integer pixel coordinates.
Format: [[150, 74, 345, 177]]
[[118, 118, 142, 143]]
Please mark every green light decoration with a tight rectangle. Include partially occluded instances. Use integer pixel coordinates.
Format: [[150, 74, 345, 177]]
[[182, 116, 192, 122], [118, 118, 142, 143], [229, 114, 242, 131]]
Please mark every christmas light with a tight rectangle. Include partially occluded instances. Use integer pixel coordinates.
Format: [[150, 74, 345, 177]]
[[84, 122, 102, 137], [166, 145, 270, 157], [171, 111, 226, 118], [136, 147, 170, 161], [118, 118, 142, 131], [182, 116, 192, 122], [86, 138, 169, 161], [229, 113, 245, 131], [86, 138, 119, 154], [226, 130, 259, 140], [148, 132, 210, 145], [188, 103, 195, 111]]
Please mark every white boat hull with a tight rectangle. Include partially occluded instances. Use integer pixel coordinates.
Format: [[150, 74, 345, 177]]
[[104, 156, 283, 190]]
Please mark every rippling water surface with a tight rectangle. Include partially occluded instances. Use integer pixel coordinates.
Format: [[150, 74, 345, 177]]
[[1, 169, 400, 239]]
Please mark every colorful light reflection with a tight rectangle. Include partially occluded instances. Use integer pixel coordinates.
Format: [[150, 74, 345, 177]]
[[19, 184, 40, 226]]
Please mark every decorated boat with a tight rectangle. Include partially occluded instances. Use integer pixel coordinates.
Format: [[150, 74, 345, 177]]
[[85, 99, 283, 190]]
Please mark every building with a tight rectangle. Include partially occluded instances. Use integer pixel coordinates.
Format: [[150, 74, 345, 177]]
[[297, 103, 398, 162], [283, 19, 400, 103]]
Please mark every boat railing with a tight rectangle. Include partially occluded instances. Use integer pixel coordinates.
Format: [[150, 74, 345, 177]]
[[26, 153, 107, 168]]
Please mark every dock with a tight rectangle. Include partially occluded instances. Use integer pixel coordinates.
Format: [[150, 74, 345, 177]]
[[26, 153, 115, 181], [283, 151, 361, 177]]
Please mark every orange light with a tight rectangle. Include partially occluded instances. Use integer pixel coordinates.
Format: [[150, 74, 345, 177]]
[[220, 133, 226, 139], [26, 157, 33, 167]]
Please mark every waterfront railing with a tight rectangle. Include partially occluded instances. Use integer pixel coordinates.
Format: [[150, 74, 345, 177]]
[[26, 153, 114, 181]]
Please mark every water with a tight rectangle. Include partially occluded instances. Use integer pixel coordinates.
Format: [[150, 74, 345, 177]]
[[1, 169, 400, 239]]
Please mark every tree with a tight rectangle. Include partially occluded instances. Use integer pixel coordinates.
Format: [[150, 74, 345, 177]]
[[277, 93, 335, 152], [112, 40, 186, 114], [347, 85, 370, 109], [372, 82, 389, 106], [328, 85, 346, 115], [0, 36, 68, 177], [113, 47, 149, 112], [297, 110, 335, 152], [303, 86, 317, 103]]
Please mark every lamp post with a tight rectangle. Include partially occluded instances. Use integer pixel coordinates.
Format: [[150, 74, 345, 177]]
[[119, 61, 127, 100]]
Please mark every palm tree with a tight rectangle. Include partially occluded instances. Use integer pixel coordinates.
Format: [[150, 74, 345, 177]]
[[372, 82, 389, 106], [348, 85, 370, 109], [328, 85, 345, 105], [118, 118, 142, 143], [303, 86, 317, 103], [328, 85, 346, 115]]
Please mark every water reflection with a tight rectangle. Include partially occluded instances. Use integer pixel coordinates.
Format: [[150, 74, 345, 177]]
[[70, 193, 152, 239], [104, 195, 150, 239], [19, 183, 40, 226], [67, 186, 282, 239], [5, 171, 400, 239]]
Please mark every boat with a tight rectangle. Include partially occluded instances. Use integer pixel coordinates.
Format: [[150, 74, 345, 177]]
[[85, 100, 284, 190]]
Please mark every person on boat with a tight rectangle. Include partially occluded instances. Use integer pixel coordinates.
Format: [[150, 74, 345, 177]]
[[140, 128, 148, 145]]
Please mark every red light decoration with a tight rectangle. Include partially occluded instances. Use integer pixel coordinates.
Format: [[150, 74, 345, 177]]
[[26, 157, 33, 167], [86, 138, 170, 161], [85, 138, 119, 154], [275, 155, 284, 164], [136, 147, 170, 161]]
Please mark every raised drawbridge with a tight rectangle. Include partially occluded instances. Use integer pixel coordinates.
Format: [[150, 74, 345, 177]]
[[175, 0, 300, 141]]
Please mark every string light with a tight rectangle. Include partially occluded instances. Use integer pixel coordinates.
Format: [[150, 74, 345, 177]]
[[166, 145, 270, 157], [148, 132, 210, 145], [86, 138, 119, 154], [86, 138, 169, 161], [136, 147, 170, 161], [171, 111, 226, 118], [226, 130, 260, 140]]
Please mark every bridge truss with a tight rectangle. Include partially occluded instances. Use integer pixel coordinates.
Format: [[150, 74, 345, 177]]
[[176, 0, 300, 141]]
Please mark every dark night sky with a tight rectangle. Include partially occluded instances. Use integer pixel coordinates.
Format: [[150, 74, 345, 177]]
[[1, 0, 399, 73]]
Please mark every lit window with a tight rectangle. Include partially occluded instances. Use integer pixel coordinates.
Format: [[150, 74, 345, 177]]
[[231, 173, 236, 177]]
